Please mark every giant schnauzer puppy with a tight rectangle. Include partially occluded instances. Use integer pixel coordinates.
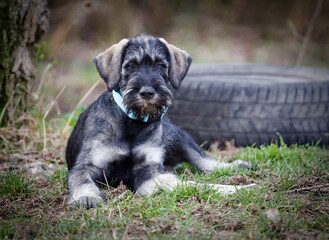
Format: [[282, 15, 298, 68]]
[[66, 34, 255, 208]]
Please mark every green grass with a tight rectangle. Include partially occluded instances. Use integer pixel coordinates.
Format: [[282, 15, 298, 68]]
[[0, 171, 35, 197], [0, 142, 328, 239]]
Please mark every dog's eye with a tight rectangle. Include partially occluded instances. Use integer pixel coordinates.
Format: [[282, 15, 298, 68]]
[[157, 63, 167, 69], [124, 60, 138, 70], [125, 63, 135, 70]]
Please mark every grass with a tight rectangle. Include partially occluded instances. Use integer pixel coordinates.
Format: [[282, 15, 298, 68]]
[[0, 170, 35, 197], [0, 138, 328, 239], [0, 100, 328, 239]]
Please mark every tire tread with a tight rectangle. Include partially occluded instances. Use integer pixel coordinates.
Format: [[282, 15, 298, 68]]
[[168, 64, 329, 146]]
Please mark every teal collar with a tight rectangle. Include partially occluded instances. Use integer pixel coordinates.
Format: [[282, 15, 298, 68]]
[[112, 87, 168, 123]]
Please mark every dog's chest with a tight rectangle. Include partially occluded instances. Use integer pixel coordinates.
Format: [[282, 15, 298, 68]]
[[122, 118, 162, 144], [96, 119, 163, 160], [97, 120, 166, 187]]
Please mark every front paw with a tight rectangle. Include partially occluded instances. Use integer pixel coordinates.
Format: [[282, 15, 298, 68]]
[[68, 194, 105, 209]]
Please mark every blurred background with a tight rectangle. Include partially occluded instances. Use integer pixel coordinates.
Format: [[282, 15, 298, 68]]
[[40, 0, 329, 113]]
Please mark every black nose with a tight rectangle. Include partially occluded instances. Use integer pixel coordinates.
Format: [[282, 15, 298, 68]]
[[139, 86, 155, 100]]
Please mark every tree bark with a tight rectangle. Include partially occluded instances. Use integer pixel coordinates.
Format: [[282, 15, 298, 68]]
[[0, 0, 49, 125]]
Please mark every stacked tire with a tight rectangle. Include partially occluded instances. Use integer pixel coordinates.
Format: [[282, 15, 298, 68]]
[[168, 64, 329, 147]]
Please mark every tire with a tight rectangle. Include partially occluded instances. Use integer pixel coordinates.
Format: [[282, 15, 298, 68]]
[[168, 64, 329, 147]]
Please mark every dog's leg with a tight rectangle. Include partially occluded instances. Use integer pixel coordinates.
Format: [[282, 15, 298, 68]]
[[67, 139, 130, 208], [68, 165, 105, 208], [163, 128, 257, 194], [135, 172, 180, 196], [174, 128, 252, 173], [130, 142, 255, 197], [183, 145, 257, 194], [182, 148, 257, 195], [130, 144, 252, 197], [132, 144, 180, 196], [186, 144, 252, 172]]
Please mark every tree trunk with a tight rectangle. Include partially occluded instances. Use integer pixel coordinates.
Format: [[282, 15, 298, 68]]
[[0, 0, 49, 125]]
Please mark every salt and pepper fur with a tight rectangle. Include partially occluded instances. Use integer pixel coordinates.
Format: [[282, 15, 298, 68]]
[[66, 34, 255, 209]]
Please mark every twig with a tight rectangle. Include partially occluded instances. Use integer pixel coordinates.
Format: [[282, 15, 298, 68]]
[[296, 0, 323, 65], [114, 191, 128, 203], [62, 79, 100, 135], [43, 86, 66, 156], [0, 88, 16, 126], [103, 170, 111, 192], [285, 183, 329, 193], [287, 20, 304, 41], [33, 62, 54, 100]]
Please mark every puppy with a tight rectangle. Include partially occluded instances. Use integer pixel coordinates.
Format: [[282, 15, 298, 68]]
[[66, 34, 255, 208]]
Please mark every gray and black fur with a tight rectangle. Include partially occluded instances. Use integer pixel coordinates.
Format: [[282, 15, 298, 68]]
[[66, 34, 254, 208]]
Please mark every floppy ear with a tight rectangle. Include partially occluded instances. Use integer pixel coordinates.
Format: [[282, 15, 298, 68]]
[[93, 38, 129, 90], [159, 38, 192, 89]]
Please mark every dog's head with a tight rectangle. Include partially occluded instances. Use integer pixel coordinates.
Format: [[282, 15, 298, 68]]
[[93, 34, 192, 120]]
